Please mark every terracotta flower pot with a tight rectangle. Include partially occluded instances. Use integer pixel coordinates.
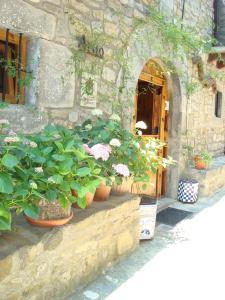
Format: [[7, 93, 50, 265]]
[[94, 180, 112, 201], [71, 190, 94, 208], [194, 155, 207, 169], [25, 213, 73, 228], [195, 160, 206, 170], [111, 177, 133, 195], [24, 199, 73, 228]]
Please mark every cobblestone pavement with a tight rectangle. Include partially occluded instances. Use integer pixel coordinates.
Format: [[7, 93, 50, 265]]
[[69, 188, 225, 300]]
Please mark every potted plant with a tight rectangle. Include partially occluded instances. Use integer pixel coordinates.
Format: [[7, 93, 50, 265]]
[[194, 150, 213, 170], [0, 124, 103, 229], [74, 114, 174, 198], [74, 113, 119, 201]]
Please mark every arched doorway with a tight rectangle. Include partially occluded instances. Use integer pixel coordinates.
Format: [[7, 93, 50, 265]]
[[133, 59, 169, 199]]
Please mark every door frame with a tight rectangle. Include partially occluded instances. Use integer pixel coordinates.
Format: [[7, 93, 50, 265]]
[[133, 63, 168, 198]]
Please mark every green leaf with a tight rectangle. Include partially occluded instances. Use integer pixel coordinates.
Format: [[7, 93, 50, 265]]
[[59, 196, 70, 209], [92, 168, 101, 175], [0, 206, 11, 220], [2, 154, 19, 169], [54, 141, 64, 152], [51, 175, 63, 184], [70, 182, 81, 191], [0, 173, 13, 194], [31, 155, 46, 164], [15, 187, 29, 198], [0, 216, 11, 230], [32, 190, 43, 198], [0, 206, 12, 230], [42, 147, 53, 155], [21, 203, 40, 219], [58, 158, 73, 173], [52, 154, 67, 161], [77, 197, 87, 209], [60, 182, 71, 192], [65, 140, 75, 152], [45, 189, 57, 201], [77, 167, 91, 177]]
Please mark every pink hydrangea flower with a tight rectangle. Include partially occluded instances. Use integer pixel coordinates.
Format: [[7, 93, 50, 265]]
[[112, 164, 130, 177], [91, 144, 111, 161], [83, 144, 92, 155], [83, 143, 111, 161]]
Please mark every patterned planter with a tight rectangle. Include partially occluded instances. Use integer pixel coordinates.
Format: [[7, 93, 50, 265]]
[[177, 179, 199, 203]]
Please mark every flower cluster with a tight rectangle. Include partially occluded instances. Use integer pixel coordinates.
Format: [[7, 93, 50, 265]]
[[4, 136, 20, 143], [135, 121, 147, 130], [84, 143, 111, 161], [112, 164, 130, 177], [29, 141, 38, 148], [30, 182, 37, 189], [109, 138, 121, 147], [35, 167, 43, 173], [48, 177, 56, 184], [109, 114, 121, 122]]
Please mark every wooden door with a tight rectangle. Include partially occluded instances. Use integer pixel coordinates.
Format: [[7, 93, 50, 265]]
[[132, 66, 168, 199]]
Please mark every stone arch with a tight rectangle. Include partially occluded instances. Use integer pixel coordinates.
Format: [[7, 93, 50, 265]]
[[121, 24, 188, 198]]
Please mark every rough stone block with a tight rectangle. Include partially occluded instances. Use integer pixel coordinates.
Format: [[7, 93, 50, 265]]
[[0, 0, 56, 40], [0, 105, 48, 134], [30, 39, 75, 108], [117, 230, 134, 255], [0, 256, 12, 281]]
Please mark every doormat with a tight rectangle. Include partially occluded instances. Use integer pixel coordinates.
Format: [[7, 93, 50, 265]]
[[156, 207, 193, 226]]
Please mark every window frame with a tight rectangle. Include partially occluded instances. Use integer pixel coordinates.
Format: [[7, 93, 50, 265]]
[[0, 29, 27, 104]]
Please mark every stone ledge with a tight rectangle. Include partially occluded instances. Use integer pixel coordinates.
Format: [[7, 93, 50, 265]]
[[182, 156, 225, 197], [0, 194, 140, 300]]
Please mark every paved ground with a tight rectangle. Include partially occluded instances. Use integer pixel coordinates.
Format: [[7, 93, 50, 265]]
[[69, 188, 225, 300]]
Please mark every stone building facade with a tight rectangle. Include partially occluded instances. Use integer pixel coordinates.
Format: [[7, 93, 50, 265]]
[[0, 0, 225, 197]]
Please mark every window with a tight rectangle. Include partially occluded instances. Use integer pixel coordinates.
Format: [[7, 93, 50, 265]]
[[0, 28, 27, 104], [215, 91, 222, 118], [214, 0, 225, 46]]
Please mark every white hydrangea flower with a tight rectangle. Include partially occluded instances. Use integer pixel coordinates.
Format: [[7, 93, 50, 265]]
[[135, 121, 147, 130], [85, 124, 92, 130], [30, 182, 37, 189], [0, 119, 9, 125], [109, 138, 121, 147], [109, 114, 121, 122], [4, 136, 20, 143], [91, 109, 103, 116], [35, 167, 43, 173], [48, 177, 56, 184], [145, 143, 150, 149], [29, 141, 38, 148]]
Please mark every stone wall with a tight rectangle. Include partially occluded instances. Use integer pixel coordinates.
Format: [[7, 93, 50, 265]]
[[0, 195, 140, 300]]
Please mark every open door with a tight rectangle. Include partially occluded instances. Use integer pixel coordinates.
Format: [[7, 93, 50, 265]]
[[132, 60, 168, 199]]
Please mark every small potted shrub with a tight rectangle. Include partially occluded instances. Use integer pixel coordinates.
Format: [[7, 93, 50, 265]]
[[194, 151, 213, 170]]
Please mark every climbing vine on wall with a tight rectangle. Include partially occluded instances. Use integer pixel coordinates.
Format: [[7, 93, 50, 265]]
[[69, 4, 221, 114]]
